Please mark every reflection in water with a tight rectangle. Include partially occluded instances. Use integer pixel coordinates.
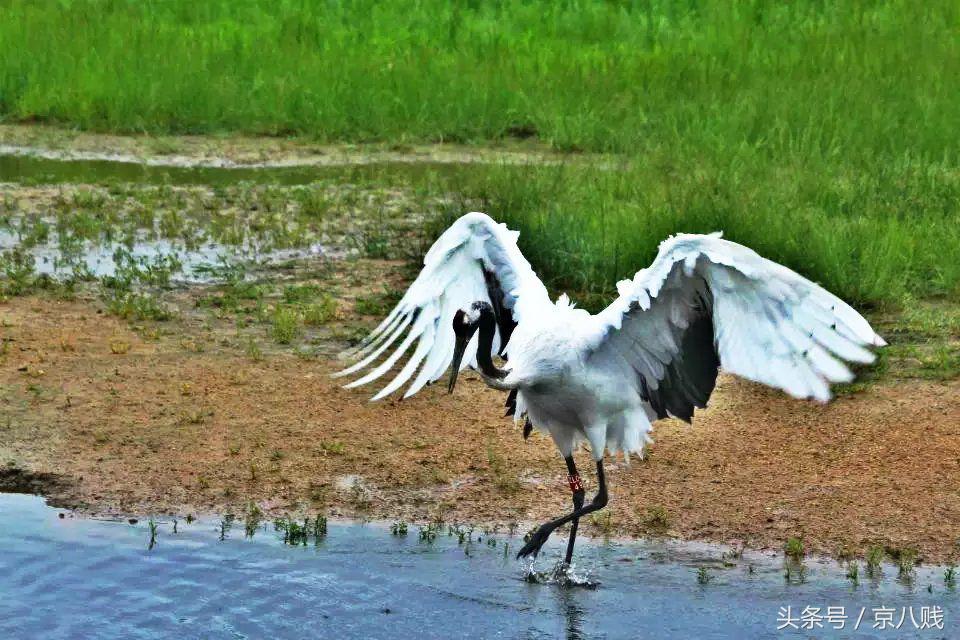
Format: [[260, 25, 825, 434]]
[[557, 588, 587, 640]]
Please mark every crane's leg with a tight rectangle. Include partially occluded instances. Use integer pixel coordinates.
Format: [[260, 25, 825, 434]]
[[517, 460, 607, 560], [563, 455, 585, 566]]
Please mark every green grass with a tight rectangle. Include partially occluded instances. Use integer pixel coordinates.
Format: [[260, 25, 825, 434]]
[[784, 536, 805, 561], [302, 296, 337, 326], [866, 545, 885, 577], [2, 2, 959, 343], [1, 1, 957, 158], [269, 306, 300, 344], [427, 155, 960, 309]]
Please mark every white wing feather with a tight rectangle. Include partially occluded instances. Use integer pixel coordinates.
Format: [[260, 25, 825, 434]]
[[590, 233, 885, 403], [336, 212, 549, 399]]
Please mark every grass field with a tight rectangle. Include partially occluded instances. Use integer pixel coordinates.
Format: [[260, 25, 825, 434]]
[[2, 0, 958, 306]]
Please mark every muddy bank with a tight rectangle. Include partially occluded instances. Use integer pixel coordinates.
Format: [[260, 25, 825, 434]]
[[0, 465, 77, 505], [2, 291, 959, 563]]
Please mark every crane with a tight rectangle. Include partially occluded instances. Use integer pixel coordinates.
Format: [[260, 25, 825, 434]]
[[335, 212, 884, 564]]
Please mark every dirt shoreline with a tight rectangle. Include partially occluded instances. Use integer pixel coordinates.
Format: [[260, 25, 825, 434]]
[[2, 292, 959, 563]]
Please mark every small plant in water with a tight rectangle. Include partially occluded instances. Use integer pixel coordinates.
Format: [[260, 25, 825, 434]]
[[244, 502, 263, 538], [147, 519, 158, 550], [846, 561, 860, 585], [418, 522, 439, 543], [273, 514, 327, 545], [391, 520, 408, 536], [218, 514, 235, 541], [945, 564, 957, 589], [896, 548, 918, 579], [784, 537, 805, 561], [866, 545, 884, 577], [784, 562, 807, 584], [696, 567, 712, 584]]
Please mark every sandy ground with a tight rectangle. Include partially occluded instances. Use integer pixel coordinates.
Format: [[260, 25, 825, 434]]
[[2, 292, 959, 562]]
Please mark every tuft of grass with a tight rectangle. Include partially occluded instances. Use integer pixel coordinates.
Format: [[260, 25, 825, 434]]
[[589, 511, 614, 540], [643, 505, 670, 532], [274, 515, 326, 546], [846, 561, 860, 586], [0, 248, 37, 296], [696, 567, 712, 585], [105, 292, 174, 322], [282, 284, 320, 304], [302, 295, 337, 326], [391, 520, 408, 536], [895, 548, 918, 578], [109, 339, 131, 355], [353, 294, 393, 317], [945, 564, 957, 589], [147, 519, 158, 550], [217, 513, 236, 542], [866, 545, 885, 577], [244, 502, 263, 538], [418, 522, 439, 543], [243, 337, 263, 361], [319, 440, 345, 456], [784, 537, 805, 562], [269, 306, 300, 344]]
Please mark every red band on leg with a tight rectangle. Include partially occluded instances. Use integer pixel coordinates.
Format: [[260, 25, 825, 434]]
[[568, 474, 584, 492]]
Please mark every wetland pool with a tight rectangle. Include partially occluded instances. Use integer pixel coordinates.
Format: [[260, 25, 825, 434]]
[[0, 493, 953, 639]]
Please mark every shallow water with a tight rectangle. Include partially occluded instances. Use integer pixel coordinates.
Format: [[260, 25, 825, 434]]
[[0, 494, 953, 639], [0, 223, 334, 282], [1, 151, 413, 281]]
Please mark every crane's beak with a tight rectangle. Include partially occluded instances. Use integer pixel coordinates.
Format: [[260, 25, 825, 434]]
[[447, 335, 469, 394]]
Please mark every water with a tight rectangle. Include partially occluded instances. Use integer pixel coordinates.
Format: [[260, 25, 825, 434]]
[[0, 223, 334, 282], [0, 494, 953, 639], [0, 150, 426, 282]]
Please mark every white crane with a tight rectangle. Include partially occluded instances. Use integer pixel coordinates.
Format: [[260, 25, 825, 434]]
[[335, 212, 885, 564]]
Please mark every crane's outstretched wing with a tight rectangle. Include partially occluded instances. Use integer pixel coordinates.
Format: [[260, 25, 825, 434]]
[[335, 212, 549, 400], [588, 233, 885, 421]]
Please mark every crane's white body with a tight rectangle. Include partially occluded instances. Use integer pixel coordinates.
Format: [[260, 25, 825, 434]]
[[336, 212, 885, 462]]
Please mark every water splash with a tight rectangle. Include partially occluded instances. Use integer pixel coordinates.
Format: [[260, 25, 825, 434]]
[[523, 558, 599, 589]]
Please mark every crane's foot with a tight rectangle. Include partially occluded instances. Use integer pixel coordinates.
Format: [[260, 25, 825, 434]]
[[517, 524, 554, 559]]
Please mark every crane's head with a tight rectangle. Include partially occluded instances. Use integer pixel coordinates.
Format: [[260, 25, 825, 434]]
[[448, 301, 490, 393]]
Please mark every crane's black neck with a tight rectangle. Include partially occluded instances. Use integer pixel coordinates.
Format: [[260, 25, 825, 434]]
[[476, 305, 507, 379]]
